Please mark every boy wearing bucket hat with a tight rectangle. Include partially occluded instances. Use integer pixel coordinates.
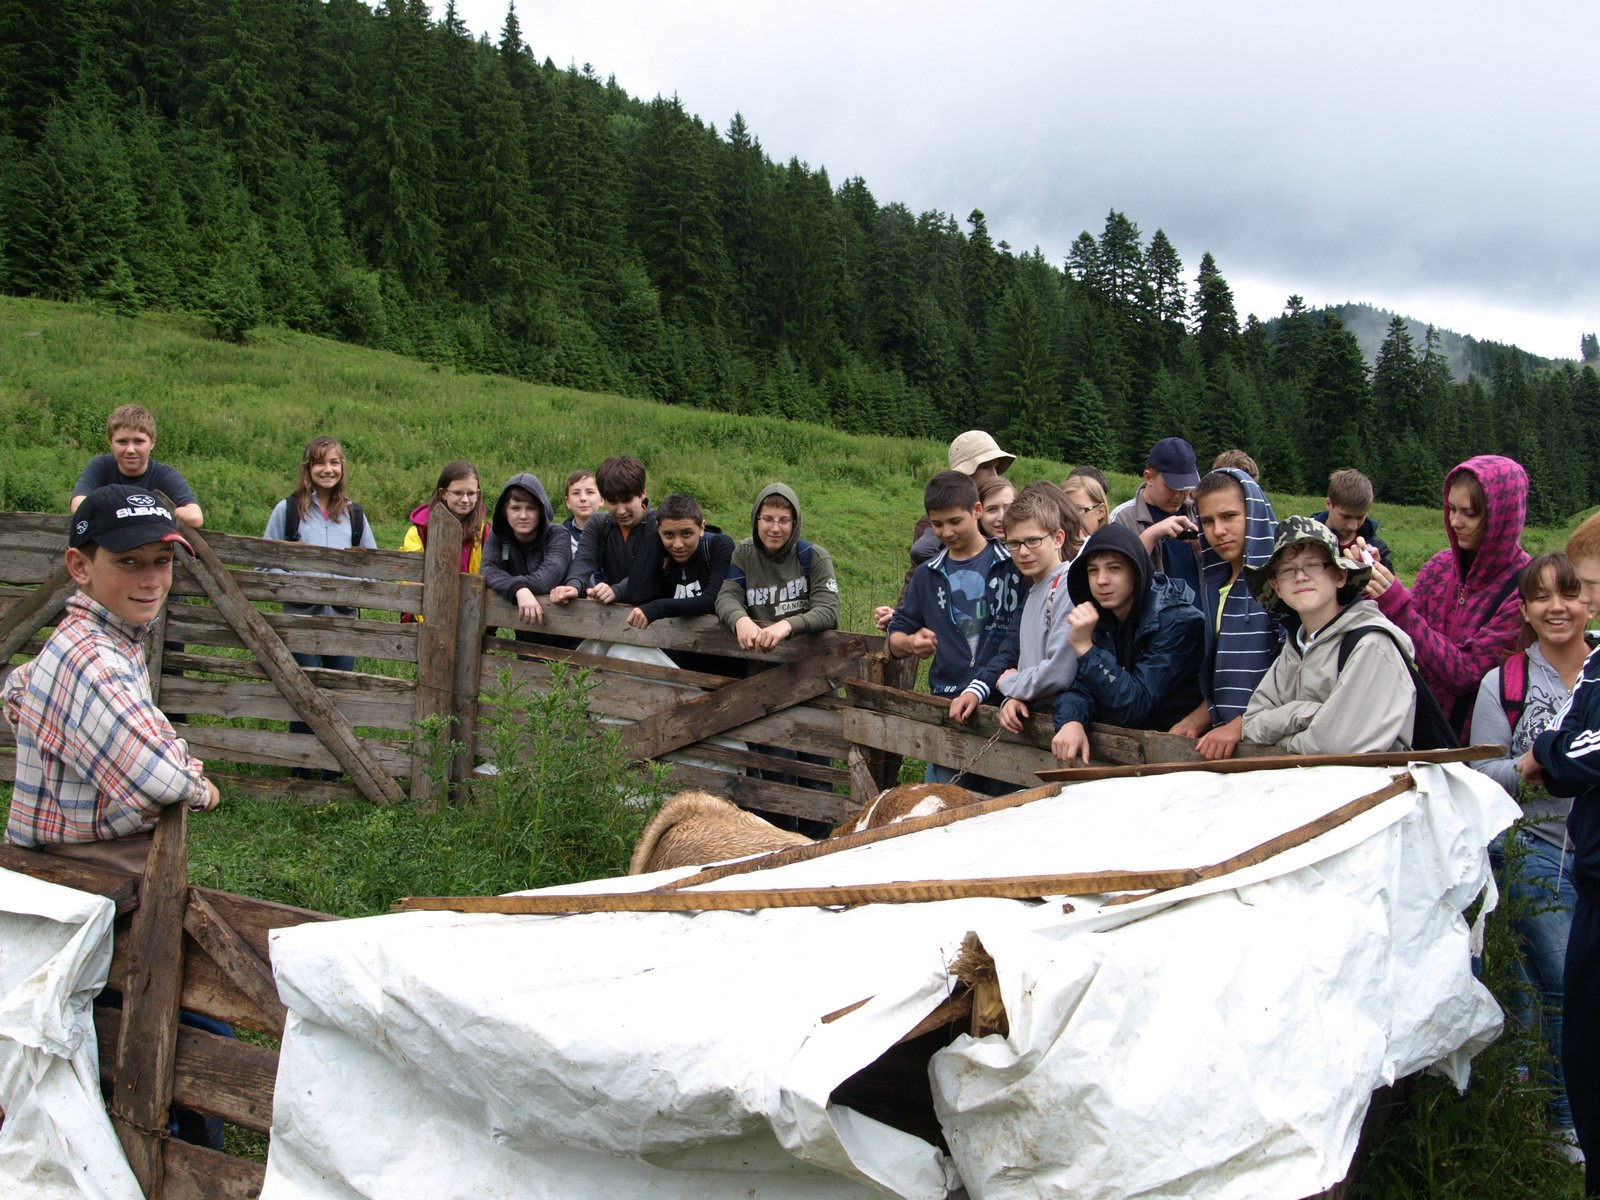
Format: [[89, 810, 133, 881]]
[[5, 485, 220, 858], [1240, 516, 1417, 755]]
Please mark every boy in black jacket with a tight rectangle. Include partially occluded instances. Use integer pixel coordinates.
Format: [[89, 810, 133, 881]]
[[550, 455, 657, 607], [625, 494, 733, 628]]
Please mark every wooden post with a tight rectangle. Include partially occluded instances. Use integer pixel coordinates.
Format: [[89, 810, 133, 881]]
[[410, 501, 463, 803], [179, 525, 403, 805], [450, 572, 487, 787], [111, 802, 189, 1197]]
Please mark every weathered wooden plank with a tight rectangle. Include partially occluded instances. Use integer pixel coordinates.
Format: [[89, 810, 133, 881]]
[[183, 891, 289, 1030], [0, 565, 74, 662], [181, 526, 404, 805], [848, 745, 877, 815], [206, 768, 354, 806], [172, 523, 419, 580], [158, 676, 413, 729], [164, 651, 414, 694], [170, 568, 420, 613], [189, 885, 340, 962], [411, 501, 462, 802], [451, 573, 486, 784], [160, 1135, 267, 1200], [484, 638, 735, 690], [664, 740, 846, 786], [0, 846, 141, 914], [176, 723, 412, 775], [620, 636, 866, 762], [659, 759, 846, 825], [96, 1006, 278, 1133], [0, 546, 69, 585], [111, 802, 188, 1197], [840, 708, 1052, 787], [165, 604, 418, 662]]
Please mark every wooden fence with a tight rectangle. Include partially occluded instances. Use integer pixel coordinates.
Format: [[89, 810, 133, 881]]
[[0, 508, 1223, 823]]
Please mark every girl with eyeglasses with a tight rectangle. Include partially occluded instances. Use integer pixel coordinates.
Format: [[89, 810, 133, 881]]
[[1061, 475, 1109, 536], [1241, 516, 1418, 755], [401, 460, 489, 575]]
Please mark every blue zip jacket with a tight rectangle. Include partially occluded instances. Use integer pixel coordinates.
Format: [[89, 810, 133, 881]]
[[1051, 524, 1205, 731], [889, 538, 1024, 700], [1535, 643, 1600, 902]]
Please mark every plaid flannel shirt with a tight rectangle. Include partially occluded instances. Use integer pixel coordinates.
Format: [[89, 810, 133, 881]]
[[4, 591, 205, 847]]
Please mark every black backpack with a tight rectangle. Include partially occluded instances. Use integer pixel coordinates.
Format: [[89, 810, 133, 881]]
[[282, 498, 365, 546], [1336, 625, 1461, 751]]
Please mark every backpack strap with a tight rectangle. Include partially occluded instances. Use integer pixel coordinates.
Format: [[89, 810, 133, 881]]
[[1480, 569, 1522, 627], [281, 498, 299, 543], [1498, 650, 1529, 729], [348, 502, 366, 547], [796, 539, 813, 572], [1336, 624, 1460, 750]]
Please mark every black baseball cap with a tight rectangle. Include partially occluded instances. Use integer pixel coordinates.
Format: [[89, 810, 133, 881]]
[[70, 485, 194, 555], [1146, 437, 1200, 491]]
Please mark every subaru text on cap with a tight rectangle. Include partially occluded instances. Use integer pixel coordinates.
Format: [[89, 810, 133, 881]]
[[70, 484, 195, 555], [947, 430, 1016, 476], [1147, 437, 1200, 491]]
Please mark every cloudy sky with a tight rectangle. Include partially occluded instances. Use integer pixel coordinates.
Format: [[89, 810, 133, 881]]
[[443, 1, 1597, 360]]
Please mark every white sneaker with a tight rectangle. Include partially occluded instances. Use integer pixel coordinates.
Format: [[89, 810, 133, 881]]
[[1554, 1128, 1585, 1166]]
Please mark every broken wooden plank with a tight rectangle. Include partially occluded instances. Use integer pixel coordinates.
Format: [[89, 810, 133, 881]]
[[183, 890, 289, 1030], [619, 635, 865, 762]]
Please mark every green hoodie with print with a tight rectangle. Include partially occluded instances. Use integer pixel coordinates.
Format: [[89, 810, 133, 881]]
[[714, 482, 840, 636]]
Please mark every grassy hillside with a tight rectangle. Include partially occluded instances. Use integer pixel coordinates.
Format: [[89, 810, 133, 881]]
[[0, 296, 1586, 632]]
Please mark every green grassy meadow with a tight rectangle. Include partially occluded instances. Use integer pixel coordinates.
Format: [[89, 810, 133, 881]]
[[1, 297, 1593, 1196], [1, 295, 1585, 636]]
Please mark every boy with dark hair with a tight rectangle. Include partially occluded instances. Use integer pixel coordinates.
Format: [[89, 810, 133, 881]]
[[550, 455, 657, 606], [6, 485, 220, 861], [1521, 511, 1600, 1191], [889, 471, 1023, 787], [1050, 524, 1205, 765], [1168, 467, 1282, 760], [483, 473, 571, 627], [716, 483, 839, 650], [624, 493, 734, 628], [71, 404, 203, 527], [1316, 467, 1394, 571], [1109, 436, 1202, 598]]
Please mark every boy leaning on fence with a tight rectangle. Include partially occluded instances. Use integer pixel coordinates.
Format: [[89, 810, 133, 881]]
[[4, 485, 220, 870]]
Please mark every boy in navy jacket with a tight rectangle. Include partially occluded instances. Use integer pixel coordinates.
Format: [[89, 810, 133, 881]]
[[888, 471, 1023, 789], [624, 494, 733, 627]]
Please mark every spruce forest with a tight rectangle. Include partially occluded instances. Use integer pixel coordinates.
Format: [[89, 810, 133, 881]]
[[2, 0, 1597, 523]]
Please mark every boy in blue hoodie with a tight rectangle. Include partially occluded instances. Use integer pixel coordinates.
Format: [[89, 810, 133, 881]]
[[888, 471, 1023, 788], [1168, 467, 1282, 760], [1522, 511, 1600, 1190], [1051, 523, 1205, 765]]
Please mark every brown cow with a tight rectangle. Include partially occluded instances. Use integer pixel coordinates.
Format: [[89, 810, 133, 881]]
[[629, 790, 811, 875], [838, 781, 985, 834]]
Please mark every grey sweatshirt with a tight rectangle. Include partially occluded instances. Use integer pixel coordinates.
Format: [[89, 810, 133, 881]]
[[997, 561, 1078, 704], [1470, 642, 1575, 848]]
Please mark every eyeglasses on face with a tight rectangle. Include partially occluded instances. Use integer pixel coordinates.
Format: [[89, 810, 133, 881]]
[[1075, 503, 1100, 515], [1272, 559, 1332, 583], [445, 489, 480, 502], [1003, 534, 1050, 553]]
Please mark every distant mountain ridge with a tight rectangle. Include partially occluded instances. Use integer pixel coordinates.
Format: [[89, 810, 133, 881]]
[[1266, 302, 1569, 381]]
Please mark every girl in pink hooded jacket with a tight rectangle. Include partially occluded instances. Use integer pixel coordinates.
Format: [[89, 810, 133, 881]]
[[1366, 454, 1531, 735]]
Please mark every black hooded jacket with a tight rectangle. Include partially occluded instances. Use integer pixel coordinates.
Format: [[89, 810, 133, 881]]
[[482, 473, 571, 602]]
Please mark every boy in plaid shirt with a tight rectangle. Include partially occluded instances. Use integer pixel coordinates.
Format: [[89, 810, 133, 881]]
[[5, 485, 219, 860]]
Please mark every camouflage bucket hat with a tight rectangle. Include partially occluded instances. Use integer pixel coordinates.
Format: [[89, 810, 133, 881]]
[[1243, 514, 1373, 615]]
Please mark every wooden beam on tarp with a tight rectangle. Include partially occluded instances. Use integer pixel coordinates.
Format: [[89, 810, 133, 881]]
[[179, 524, 403, 806], [110, 802, 187, 1197], [0, 564, 74, 662], [619, 633, 866, 763]]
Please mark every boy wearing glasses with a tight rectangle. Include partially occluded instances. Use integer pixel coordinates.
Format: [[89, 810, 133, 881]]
[[1241, 516, 1416, 754], [887, 472, 1023, 788]]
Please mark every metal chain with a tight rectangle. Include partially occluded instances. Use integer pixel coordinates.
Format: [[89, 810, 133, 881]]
[[948, 725, 1007, 787]]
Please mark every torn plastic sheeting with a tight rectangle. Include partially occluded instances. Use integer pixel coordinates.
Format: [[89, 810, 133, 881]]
[[0, 867, 141, 1200], [262, 764, 1516, 1200]]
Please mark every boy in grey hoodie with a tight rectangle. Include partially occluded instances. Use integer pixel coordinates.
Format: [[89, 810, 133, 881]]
[[716, 483, 839, 649]]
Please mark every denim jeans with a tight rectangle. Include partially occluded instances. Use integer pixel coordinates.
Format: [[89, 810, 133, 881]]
[[1492, 827, 1576, 1130], [288, 651, 354, 737]]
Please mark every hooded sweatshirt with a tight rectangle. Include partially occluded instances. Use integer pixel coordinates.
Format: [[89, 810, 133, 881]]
[[1374, 454, 1530, 730], [1198, 468, 1283, 723], [994, 559, 1077, 705], [482, 474, 572, 603], [402, 499, 487, 574], [1242, 600, 1417, 755], [1050, 524, 1204, 732], [889, 533, 1023, 700], [624, 522, 734, 622], [715, 483, 839, 636]]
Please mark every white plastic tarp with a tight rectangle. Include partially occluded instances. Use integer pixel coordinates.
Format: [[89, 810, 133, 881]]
[[0, 867, 141, 1200], [262, 763, 1518, 1200]]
